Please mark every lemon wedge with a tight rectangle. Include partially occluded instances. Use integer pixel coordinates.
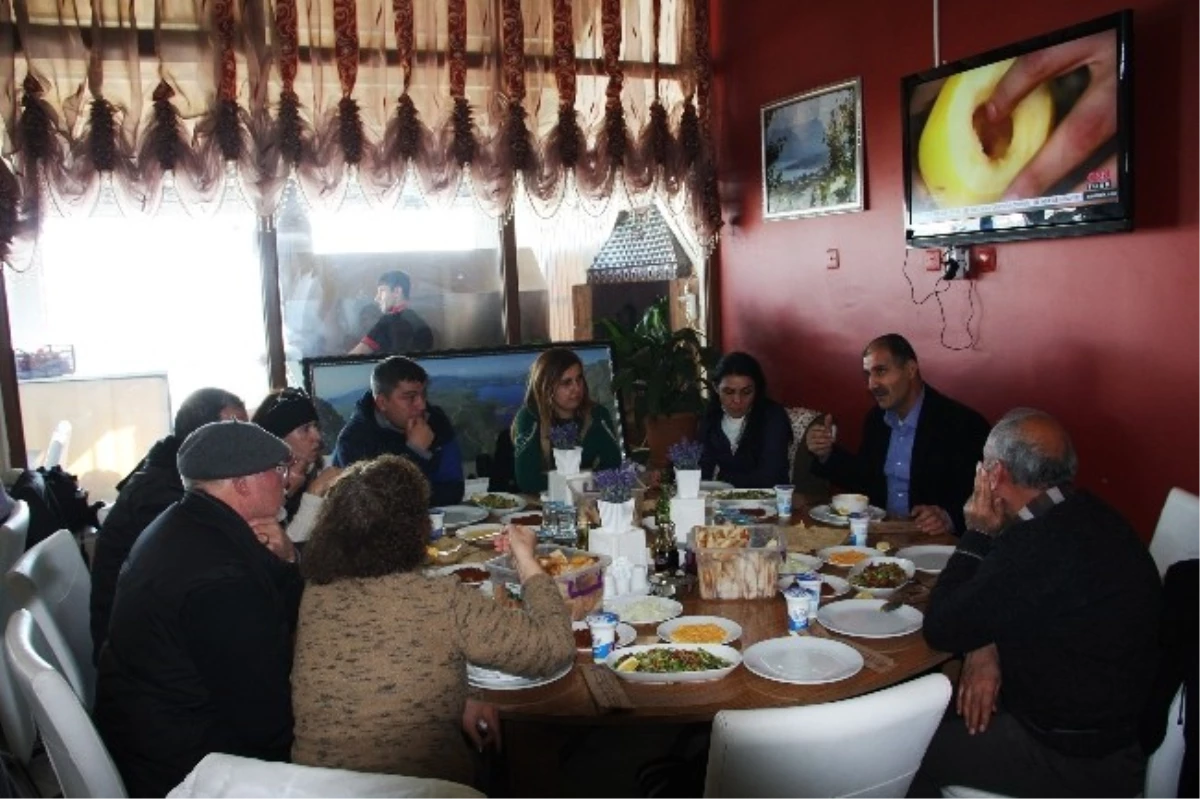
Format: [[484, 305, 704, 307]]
[[854, 590, 874, 600], [616, 657, 640, 672], [875, 541, 892, 553]]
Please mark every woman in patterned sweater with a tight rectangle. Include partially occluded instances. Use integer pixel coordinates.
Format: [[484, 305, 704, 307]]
[[290, 455, 574, 786]]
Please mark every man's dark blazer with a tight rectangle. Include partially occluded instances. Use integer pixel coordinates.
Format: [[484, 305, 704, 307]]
[[811, 384, 989, 534]]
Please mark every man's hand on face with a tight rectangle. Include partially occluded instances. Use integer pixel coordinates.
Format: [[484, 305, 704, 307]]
[[248, 517, 296, 563], [958, 643, 1002, 735], [406, 413, 435, 452], [963, 462, 1005, 535]]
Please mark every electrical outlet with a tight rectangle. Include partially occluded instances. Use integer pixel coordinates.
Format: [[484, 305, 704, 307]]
[[943, 246, 971, 280], [826, 248, 840, 269], [970, 245, 997, 273], [925, 250, 943, 271]]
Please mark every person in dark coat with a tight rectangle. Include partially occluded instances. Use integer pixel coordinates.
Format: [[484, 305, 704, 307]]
[[697, 351, 792, 489], [88, 387, 246, 665], [94, 421, 301, 798], [806, 334, 989, 535], [331, 356, 464, 508], [909, 409, 1162, 797]]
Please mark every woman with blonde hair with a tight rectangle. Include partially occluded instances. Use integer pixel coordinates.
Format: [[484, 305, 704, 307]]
[[290, 454, 574, 786], [511, 347, 622, 493]]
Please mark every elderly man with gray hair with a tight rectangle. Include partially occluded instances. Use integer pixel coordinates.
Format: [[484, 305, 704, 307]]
[[94, 420, 303, 798], [910, 408, 1162, 798]]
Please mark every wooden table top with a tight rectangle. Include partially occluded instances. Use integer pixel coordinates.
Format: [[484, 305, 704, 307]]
[[475, 522, 958, 725]]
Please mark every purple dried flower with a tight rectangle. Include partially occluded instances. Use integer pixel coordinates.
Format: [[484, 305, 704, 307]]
[[668, 438, 704, 471], [593, 460, 639, 503], [549, 421, 580, 451]]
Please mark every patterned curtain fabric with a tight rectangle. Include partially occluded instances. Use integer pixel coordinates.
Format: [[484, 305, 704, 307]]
[[0, 0, 721, 264]]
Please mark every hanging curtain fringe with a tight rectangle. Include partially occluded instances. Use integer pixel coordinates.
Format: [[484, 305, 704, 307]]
[[0, 0, 722, 264]]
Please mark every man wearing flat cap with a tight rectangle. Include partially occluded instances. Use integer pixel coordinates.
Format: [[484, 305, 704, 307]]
[[94, 421, 304, 798]]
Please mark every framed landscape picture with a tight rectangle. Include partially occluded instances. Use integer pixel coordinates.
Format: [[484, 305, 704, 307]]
[[761, 77, 865, 220]]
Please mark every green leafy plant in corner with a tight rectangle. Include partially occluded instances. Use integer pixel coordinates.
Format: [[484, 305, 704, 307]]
[[599, 297, 720, 434]]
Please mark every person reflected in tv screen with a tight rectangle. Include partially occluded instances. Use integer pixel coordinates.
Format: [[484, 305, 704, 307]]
[[511, 348, 622, 493], [349, 270, 434, 356]]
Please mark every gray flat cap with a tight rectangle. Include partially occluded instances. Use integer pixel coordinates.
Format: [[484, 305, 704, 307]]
[[177, 420, 290, 481]]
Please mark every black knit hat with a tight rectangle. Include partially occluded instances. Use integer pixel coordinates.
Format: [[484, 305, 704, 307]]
[[252, 388, 319, 440], [177, 420, 290, 481]]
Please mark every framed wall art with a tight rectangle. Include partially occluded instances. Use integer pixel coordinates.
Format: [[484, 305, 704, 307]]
[[761, 77, 865, 220]]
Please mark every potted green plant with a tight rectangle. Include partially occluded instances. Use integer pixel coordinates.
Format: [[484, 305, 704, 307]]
[[599, 297, 720, 468]]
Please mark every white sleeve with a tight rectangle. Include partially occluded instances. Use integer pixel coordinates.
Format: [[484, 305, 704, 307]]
[[286, 492, 323, 543]]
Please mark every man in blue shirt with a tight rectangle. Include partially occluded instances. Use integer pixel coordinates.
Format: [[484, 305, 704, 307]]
[[805, 334, 989, 536], [332, 356, 464, 508]]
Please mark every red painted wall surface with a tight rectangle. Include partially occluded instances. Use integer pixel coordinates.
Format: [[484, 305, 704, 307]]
[[712, 0, 1198, 536]]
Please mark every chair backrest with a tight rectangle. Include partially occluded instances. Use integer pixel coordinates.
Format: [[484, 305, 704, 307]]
[[785, 407, 820, 468], [167, 752, 484, 798], [1149, 488, 1199, 577], [6, 529, 96, 708], [0, 501, 38, 764], [704, 673, 952, 798], [5, 610, 127, 798], [1145, 685, 1188, 799]]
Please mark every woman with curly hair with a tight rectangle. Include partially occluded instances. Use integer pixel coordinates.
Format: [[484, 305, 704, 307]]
[[289, 454, 574, 786], [511, 347, 622, 492]]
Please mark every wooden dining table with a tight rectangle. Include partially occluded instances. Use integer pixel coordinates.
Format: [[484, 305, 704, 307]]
[[461, 498, 959, 795]]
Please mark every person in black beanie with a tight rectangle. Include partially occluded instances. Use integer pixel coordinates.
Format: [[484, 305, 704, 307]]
[[251, 387, 342, 544]]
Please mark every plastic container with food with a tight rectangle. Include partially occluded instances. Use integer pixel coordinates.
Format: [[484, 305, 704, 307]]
[[687, 524, 785, 600], [484, 545, 611, 621]]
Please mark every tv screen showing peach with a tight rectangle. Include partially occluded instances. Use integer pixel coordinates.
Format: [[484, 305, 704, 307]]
[[901, 11, 1131, 246]]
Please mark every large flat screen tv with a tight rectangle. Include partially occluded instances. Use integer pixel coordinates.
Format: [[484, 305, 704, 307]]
[[302, 342, 624, 478], [901, 11, 1132, 248]]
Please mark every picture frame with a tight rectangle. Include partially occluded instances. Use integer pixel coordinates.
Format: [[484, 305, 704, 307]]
[[761, 77, 865, 220]]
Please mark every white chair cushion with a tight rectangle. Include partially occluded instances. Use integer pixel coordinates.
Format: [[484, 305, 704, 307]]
[[167, 753, 485, 799]]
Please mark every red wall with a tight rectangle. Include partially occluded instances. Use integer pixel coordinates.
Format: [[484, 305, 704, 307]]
[[712, 0, 1198, 536]]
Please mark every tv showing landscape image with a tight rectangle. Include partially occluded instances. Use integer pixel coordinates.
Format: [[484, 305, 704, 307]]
[[303, 343, 622, 476]]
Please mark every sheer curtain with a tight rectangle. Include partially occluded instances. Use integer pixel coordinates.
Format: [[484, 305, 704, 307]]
[[0, 0, 721, 262]]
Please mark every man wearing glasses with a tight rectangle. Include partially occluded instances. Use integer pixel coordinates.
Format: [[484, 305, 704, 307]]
[[805, 333, 990, 536], [94, 421, 303, 797], [332, 355, 464, 507]]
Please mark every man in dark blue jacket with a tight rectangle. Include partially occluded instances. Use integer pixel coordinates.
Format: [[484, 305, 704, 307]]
[[331, 356, 464, 508]]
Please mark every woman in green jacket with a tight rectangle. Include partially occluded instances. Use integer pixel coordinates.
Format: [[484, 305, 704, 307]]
[[512, 348, 622, 493]]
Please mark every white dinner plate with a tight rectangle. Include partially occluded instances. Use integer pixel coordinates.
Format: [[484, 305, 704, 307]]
[[606, 644, 742, 684], [780, 552, 825, 574], [817, 598, 924, 639], [821, 574, 851, 599], [467, 492, 527, 515], [604, 596, 684, 625], [466, 659, 574, 691], [657, 615, 743, 645], [455, 523, 505, 543], [713, 498, 779, 522], [700, 480, 734, 492], [573, 620, 637, 651], [809, 504, 887, 527], [440, 504, 489, 529], [895, 544, 956, 575], [742, 636, 865, 685]]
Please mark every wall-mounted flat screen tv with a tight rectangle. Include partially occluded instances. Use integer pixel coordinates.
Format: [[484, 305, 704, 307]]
[[302, 342, 623, 477], [901, 11, 1132, 248]]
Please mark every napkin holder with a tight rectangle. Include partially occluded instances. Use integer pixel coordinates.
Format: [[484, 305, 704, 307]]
[[589, 525, 648, 571], [549, 469, 586, 505], [669, 497, 707, 546]]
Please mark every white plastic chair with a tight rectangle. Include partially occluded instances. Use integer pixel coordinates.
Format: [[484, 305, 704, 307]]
[[6, 529, 96, 708], [40, 421, 72, 470], [4, 609, 127, 798], [0, 501, 37, 764], [1145, 685, 1188, 799], [704, 673, 952, 797], [166, 753, 485, 798], [1148, 488, 1199, 577]]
